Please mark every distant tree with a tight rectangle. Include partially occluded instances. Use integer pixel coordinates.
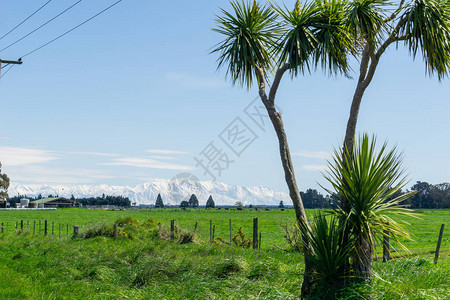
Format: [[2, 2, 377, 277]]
[[206, 195, 215, 208], [301, 189, 327, 209], [410, 181, 432, 209], [235, 201, 243, 208], [70, 194, 75, 201], [74, 195, 130, 207], [409, 181, 450, 209], [429, 183, 450, 209], [0, 163, 10, 202], [188, 194, 199, 208], [155, 193, 164, 208], [180, 200, 189, 208], [278, 201, 285, 209], [37, 194, 43, 200]]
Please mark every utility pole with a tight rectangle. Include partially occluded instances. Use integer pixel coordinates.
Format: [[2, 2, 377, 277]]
[[0, 58, 22, 77]]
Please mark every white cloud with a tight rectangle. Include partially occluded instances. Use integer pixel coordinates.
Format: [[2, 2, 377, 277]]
[[65, 151, 119, 157], [102, 157, 194, 171], [146, 149, 188, 155], [301, 165, 327, 171], [0, 146, 59, 166], [293, 151, 332, 160], [146, 155, 176, 160], [165, 72, 226, 88], [7, 166, 114, 184]]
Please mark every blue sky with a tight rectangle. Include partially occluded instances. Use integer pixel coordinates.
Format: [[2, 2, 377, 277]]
[[0, 0, 449, 194]]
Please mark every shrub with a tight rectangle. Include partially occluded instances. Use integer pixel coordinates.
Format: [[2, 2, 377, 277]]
[[81, 223, 114, 239], [213, 257, 248, 278], [177, 231, 197, 244], [323, 134, 416, 280], [281, 220, 302, 252]]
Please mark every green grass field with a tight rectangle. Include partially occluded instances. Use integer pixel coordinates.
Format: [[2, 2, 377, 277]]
[[0, 209, 448, 299], [0, 208, 448, 255]]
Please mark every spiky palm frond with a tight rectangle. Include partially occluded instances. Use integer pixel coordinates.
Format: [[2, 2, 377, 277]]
[[299, 213, 352, 282], [346, 0, 389, 41], [272, 0, 355, 76], [271, 1, 319, 75], [322, 134, 416, 252], [311, 0, 357, 75], [400, 0, 450, 79], [212, 0, 280, 88]]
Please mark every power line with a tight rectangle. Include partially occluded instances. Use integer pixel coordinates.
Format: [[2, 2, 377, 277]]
[[0, 0, 84, 53], [21, 0, 124, 59], [0, 64, 15, 79], [0, 0, 53, 41]]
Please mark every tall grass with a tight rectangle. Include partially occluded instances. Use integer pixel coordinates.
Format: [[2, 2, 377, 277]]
[[0, 216, 447, 299]]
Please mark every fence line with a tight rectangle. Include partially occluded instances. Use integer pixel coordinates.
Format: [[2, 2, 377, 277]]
[[1, 219, 443, 259]]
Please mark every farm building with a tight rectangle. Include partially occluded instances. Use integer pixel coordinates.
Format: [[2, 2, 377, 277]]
[[34, 197, 77, 208]]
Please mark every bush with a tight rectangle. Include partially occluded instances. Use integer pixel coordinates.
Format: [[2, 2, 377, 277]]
[[81, 223, 114, 239], [177, 231, 197, 244], [213, 257, 248, 278]]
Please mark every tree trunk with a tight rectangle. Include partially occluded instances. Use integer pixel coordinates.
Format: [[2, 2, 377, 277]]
[[254, 64, 313, 297], [264, 104, 314, 298], [342, 80, 374, 282], [343, 81, 366, 156], [340, 80, 367, 217], [353, 233, 373, 280], [341, 72, 371, 281]]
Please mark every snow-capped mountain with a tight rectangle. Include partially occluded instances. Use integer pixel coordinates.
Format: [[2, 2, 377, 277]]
[[9, 178, 290, 206]]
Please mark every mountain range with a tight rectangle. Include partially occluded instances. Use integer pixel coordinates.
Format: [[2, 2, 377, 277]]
[[9, 178, 290, 206]]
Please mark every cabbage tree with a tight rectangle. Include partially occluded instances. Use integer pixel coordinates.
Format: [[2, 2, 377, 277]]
[[212, 1, 353, 295], [323, 134, 416, 279], [343, 0, 450, 153]]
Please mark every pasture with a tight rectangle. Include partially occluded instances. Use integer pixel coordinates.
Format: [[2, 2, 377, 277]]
[[0, 208, 448, 299], [0, 208, 448, 254]]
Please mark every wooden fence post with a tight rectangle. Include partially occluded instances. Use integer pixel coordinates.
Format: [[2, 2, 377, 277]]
[[209, 220, 213, 244], [33, 221, 36, 234], [259, 232, 262, 249], [194, 221, 198, 233], [383, 229, 390, 262], [44, 220, 48, 236], [21, 220, 23, 231], [229, 219, 232, 245], [230, 219, 233, 245], [170, 220, 175, 239], [434, 224, 445, 264], [212, 225, 215, 242], [253, 218, 258, 250], [1, 223, 3, 233], [373, 242, 379, 262], [73, 226, 79, 236], [113, 223, 118, 240]]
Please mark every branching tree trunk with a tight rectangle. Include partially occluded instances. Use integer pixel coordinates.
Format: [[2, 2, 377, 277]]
[[341, 14, 409, 280], [255, 65, 314, 297]]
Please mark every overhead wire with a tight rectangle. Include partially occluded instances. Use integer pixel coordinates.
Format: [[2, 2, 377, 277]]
[[0, 0, 84, 53], [21, 0, 124, 59], [0, 64, 15, 79], [0, 0, 53, 41]]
